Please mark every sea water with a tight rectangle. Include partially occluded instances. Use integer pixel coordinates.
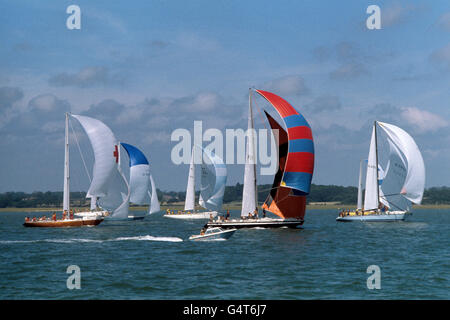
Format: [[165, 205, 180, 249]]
[[0, 209, 448, 299]]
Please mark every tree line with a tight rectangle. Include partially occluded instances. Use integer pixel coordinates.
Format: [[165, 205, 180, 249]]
[[1, 185, 449, 208]]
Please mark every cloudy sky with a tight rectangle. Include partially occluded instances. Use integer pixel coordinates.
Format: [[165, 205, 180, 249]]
[[1, 0, 450, 193]]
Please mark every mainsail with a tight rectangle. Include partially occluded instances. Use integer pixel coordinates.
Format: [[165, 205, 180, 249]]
[[241, 92, 258, 217], [255, 89, 314, 220], [184, 147, 196, 211], [364, 124, 379, 211], [121, 142, 160, 215], [356, 160, 364, 211], [199, 147, 227, 212]]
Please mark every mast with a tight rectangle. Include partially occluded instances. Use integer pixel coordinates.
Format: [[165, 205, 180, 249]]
[[63, 112, 70, 212], [374, 121, 380, 210], [250, 89, 258, 210], [357, 159, 363, 210]]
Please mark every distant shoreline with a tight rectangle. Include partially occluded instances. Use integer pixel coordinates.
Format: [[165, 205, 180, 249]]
[[1, 203, 449, 212]]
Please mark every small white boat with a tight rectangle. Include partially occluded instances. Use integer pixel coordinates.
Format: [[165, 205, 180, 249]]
[[189, 227, 236, 241], [164, 211, 218, 220], [207, 217, 303, 229]]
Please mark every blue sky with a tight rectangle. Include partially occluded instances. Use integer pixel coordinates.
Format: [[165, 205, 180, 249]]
[[1, 0, 450, 192]]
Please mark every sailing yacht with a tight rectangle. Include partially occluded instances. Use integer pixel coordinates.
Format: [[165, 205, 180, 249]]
[[24, 113, 112, 227], [164, 146, 226, 219], [207, 89, 315, 229], [336, 121, 425, 222], [121, 143, 160, 220], [60, 113, 131, 221]]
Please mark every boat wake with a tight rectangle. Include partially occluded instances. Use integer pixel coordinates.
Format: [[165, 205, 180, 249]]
[[113, 235, 183, 242], [0, 235, 183, 244]]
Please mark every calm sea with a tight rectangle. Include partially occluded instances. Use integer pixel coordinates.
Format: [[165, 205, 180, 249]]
[[0, 209, 448, 299]]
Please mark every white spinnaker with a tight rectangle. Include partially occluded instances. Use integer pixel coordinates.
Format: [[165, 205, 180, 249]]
[[378, 122, 425, 204], [98, 164, 130, 219], [71, 114, 117, 199], [379, 139, 411, 211], [364, 125, 379, 211], [184, 147, 196, 211], [129, 164, 151, 205], [149, 174, 160, 214], [241, 99, 257, 217], [199, 147, 227, 212]]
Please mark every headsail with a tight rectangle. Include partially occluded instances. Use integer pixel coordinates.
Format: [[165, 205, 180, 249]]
[[378, 140, 411, 211], [121, 142, 160, 214], [378, 121, 425, 205], [70, 114, 118, 199], [98, 141, 130, 219], [121, 143, 151, 205], [261, 111, 307, 219], [149, 174, 160, 214], [199, 147, 227, 212], [255, 89, 314, 219]]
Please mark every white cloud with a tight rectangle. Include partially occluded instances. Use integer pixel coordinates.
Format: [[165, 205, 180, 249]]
[[262, 75, 310, 96], [400, 107, 448, 133], [382, 3, 419, 27]]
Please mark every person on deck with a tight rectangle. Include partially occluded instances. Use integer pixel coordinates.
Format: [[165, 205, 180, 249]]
[[25, 217, 30, 222], [226, 209, 230, 220], [32, 217, 37, 222], [262, 208, 266, 218], [69, 211, 74, 220], [52, 213, 57, 221], [254, 208, 259, 219]]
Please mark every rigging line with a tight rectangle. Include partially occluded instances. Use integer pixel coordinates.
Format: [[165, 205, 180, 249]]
[[379, 195, 405, 212], [69, 118, 92, 183]]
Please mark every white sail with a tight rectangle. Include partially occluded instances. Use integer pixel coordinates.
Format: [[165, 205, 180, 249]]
[[356, 159, 363, 210], [379, 139, 411, 211], [90, 197, 97, 210], [149, 174, 160, 214], [129, 164, 150, 205], [241, 93, 257, 217], [364, 124, 379, 211], [98, 145, 130, 219], [71, 114, 118, 199], [199, 147, 227, 212], [378, 121, 425, 205], [184, 147, 196, 211]]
